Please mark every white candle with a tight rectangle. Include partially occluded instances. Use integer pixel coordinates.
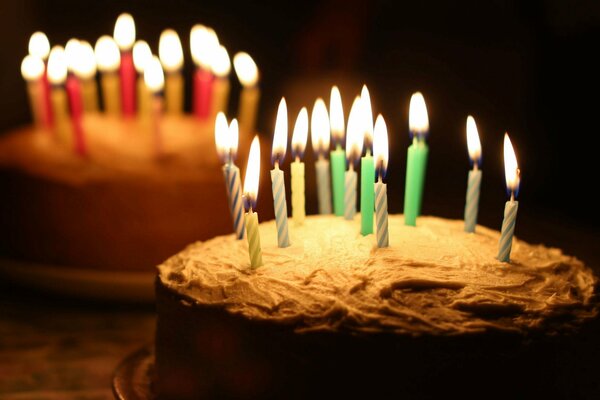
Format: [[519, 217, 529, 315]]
[[373, 115, 389, 248], [344, 96, 364, 221], [291, 107, 308, 225], [311, 98, 332, 214]]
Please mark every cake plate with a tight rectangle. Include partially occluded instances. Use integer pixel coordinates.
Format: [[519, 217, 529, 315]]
[[0, 257, 155, 302], [113, 345, 155, 400]]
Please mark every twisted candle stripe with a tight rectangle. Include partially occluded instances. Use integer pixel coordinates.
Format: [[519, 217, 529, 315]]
[[497, 200, 519, 262], [245, 211, 263, 268], [315, 159, 332, 214], [271, 169, 290, 247], [224, 164, 246, 239], [375, 181, 389, 248], [464, 169, 482, 233], [344, 170, 357, 220]]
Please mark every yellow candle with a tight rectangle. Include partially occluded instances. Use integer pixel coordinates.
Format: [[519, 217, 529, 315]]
[[211, 45, 231, 117], [47, 46, 71, 143], [101, 73, 121, 115], [144, 56, 165, 157], [20, 55, 45, 127], [159, 29, 184, 115], [291, 107, 308, 225], [243, 136, 263, 269], [234, 52, 260, 138], [133, 40, 153, 123], [94, 36, 121, 116], [73, 41, 99, 113]]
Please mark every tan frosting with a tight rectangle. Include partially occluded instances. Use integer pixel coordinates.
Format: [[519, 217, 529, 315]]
[[159, 215, 597, 336]]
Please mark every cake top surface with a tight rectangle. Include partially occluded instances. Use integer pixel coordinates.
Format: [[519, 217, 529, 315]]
[[159, 215, 597, 336]]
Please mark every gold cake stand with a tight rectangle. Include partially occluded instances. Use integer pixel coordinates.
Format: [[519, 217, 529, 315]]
[[113, 345, 155, 400]]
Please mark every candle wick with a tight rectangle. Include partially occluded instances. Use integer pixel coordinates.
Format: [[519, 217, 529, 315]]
[[295, 155, 300, 163], [510, 192, 515, 202], [275, 160, 280, 170], [473, 162, 478, 172], [378, 174, 383, 184]]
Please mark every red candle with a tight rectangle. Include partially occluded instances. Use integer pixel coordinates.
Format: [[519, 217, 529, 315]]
[[66, 75, 87, 156], [193, 68, 213, 119], [41, 63, 54, 129], [120, 51, 136, 116]]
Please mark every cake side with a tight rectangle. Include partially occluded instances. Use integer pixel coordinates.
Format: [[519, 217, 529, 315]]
[[159, 215, 597, 336]]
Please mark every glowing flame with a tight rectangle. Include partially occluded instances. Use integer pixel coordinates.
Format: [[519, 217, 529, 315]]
[[144, 56, 164, 93], [21, 55, 44, 81], [409, 91, 429, 138], [64, 39, 81, 73], [330, 86, 344, 146], [73, 41, 97, 80], [291, 107, 308, 160], [503, 133, 520, 195], [229, 118, 239, 160], [345, 96, 365, 165], [233, 52, 258, 87], [466, 115, 482, 165], [271, 98, 288, 166], [113, 13, 136, 51], [190, 24, 219, 70], [373, 114, 389, 179], [310, 98, 330, 155], [47, 46, 67, 85], [243, 136, 261, 209], [95, 36, 120, 72], [212, 45, 231, 77], [158, 29, 184, 72], [132, 40, 152, 74], [361, 85, 374, 150], [215, 112, 238, 163], [28, 32, 50, 60]]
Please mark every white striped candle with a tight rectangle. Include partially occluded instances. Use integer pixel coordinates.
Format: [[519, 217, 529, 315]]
[[497, 200, 518, 262], [373, 114, 389, 248], [223, 164, 245, 239], [315, 157, 332, 214], [271, 165, 290, 247], [344, 168, 357, 220], [464, 169, 482, 233], [375, 179, 389, 247]]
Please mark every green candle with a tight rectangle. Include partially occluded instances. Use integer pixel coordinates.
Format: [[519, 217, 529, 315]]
[[360, 150, 375, 234], [331, 145, 346, 216], [403, 92, 429, 226]]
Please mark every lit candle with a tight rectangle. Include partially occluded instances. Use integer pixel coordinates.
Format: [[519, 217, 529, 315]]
[[310, 98, 332, 214], [243, 136, 263, 268], [373, 115, 389, 248], [211, 45, 231, 118], [233, 52, 260, 137], [144, 56, 165, 157], [132, 40, 152, 122], [464, 116, 482, 233], [20, 55, 45, 127], [404, 92, 429, 226], [271, 98, 291, 247], [95, 36, 121, 116], [74, 41, 99, 113], [215, 113, 246, 239], [360, 85, 375, 235], [329, 86, 346, 216], [190, 25, 218, 120], [28, 32, 52, 129], [497, 133, 520, 263], [64, 39, 87, 156], [47, 46, 71, 143], [114, 13, 136, 117], [291, 107, 308, 225], [159, 29, 184, 115], [344, 96, 364, 220]]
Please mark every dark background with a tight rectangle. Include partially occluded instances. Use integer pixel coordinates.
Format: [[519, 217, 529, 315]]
[[1, 0, 598, 257]]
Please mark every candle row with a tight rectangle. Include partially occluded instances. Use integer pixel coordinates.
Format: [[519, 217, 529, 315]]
[[217, 86, 521, 268], [21, 13, 261, 156]]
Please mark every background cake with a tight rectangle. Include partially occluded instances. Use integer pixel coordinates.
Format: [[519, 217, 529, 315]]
[[156, 214, 597, 399]]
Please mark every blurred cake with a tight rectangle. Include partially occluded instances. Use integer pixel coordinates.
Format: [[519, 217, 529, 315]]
[[155, 214, 597, 399]]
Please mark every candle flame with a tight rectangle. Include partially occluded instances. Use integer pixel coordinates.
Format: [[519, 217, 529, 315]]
[[74, 41, 97, 80], [409, 91, 429, 138], [144, 56, 164, 93], [271, 97, 288, 166], [47, 46, 67, 85], [373, 114, 389, 179], [215, 112, 238, 163], [190, 24, 219, 70], [243, 136, 261, 209], [330, 86, 344, 146], [158, 29, 184, 72], [361, 85, 374, 151], [21, 55, 45, 81], [29, 32, 50, 60], [95, 36, 120, 72], [229, 118, 239, 160], [211, 45, 231, 77], [291, 107, 308, 160], [310, 98, 330, 155], [233, 52, 258, 87], [466, 115, 482, 165], [64, 39, 81, 73], [132, 40, 152, 74], [345, 96, 365, 165], [113, 13, 136, 51], [503, 133, 520, 196]]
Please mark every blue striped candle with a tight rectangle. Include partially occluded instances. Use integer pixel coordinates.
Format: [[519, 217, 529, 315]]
[[464, 169, 482, 233], [223, 163, 245, 239], [271, 165, 290, 247], [497, 200, 518, 262], [315, 157, 332, 214], [344, 168, 357, 220], [375, 179, 389, 247]]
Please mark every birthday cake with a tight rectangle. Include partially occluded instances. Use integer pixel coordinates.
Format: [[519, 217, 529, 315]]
[[155, 214, 597, 399]]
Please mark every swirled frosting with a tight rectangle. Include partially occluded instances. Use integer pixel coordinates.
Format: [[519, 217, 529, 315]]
[[159, 215, 597, 336]]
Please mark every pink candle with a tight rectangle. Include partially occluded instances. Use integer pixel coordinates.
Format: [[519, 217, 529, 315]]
[[193, 68, 213, 119], [120, 51, 136, 116], [65, 75, 87, 156], [41, 66, 54, 129]]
